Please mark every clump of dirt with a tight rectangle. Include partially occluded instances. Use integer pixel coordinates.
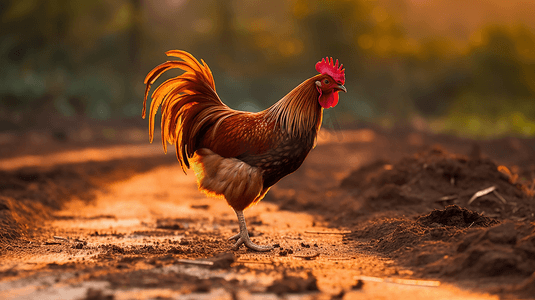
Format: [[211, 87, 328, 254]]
[[208, 252, 235, 269], [416, 205, 498, 228], [156, 218, 185, 230], [266, 272, 319, 295], [83, 288, 114, 300], [426, 222, 535, 278], [341, 146, 534, 220]]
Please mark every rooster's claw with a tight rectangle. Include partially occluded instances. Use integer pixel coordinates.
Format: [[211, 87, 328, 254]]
[[230, 210, 273, 252], [229, 232, 273, 252]]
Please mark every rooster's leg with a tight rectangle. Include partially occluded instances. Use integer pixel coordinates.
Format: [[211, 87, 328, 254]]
[[228, 210, 272, 252]]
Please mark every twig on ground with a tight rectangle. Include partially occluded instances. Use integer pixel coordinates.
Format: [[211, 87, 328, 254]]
[[304, 230, 351, 235], [235, 260, 272, 264], [354, 275, 440, 287], [492, 190, 507, 204], [468, 186, 496, 205], [435, 195, 458, 203], [176, 259, 214, 266]]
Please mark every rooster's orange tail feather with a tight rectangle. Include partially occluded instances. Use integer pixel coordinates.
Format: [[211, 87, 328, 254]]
[[143, 50, 230, 171]]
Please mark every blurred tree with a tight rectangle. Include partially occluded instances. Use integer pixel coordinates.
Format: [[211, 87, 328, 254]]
[[124, 0, 143, 114], [468, 26, 533, 99], [0, 0, 534, 138], [291, 0, 417, 126], [217, 0, 237, 63], [440, 26, 535, 137], [293, 0, 373, 74], [0, 0, 147, 128]]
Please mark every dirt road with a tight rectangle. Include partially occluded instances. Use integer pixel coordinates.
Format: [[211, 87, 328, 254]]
[[1, 129, 534, 299]]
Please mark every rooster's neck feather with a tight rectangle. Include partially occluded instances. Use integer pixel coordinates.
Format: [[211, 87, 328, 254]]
[[264, 77, 323, 139]]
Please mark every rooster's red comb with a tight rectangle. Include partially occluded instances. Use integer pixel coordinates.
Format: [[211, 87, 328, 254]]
[[315, 57, 345, 84]]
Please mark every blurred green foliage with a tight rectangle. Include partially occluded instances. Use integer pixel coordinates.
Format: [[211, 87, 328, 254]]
[[0, 0, 534, 138], [0, 0, 140, 128]]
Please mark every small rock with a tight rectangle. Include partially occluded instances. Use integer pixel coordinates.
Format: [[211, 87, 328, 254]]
[[352, 279, 364, 290]]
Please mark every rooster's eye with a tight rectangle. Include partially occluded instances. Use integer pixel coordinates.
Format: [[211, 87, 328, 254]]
[[323, 79, 330, 85]]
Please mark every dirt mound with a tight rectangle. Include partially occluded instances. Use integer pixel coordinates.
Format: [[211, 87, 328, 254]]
[[349, 205, 535, 280], [341, 146, 534, 220], [344, 147, 535, 283], [426, 222, 535, 278], [0, 165, 101, 245], [0, 167, 96, 245], [510, 272, 535, 299], [416, 205, 498, 228], [0, 155, 175, 248], [350, 205, 495, 254]]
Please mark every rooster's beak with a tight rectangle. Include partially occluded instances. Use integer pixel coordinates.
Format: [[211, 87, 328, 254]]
[[337, 84, 347, 93]]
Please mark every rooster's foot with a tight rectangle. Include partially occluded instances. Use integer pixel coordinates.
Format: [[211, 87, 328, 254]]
[[230, 210, 273, 252], [228, 231, 272, 252]]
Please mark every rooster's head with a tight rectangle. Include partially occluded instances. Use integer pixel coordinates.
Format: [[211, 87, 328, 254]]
[[314, 57, 346, 109]]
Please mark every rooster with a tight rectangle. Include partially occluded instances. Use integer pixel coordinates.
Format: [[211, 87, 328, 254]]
[[143, 50, 346, 251]]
